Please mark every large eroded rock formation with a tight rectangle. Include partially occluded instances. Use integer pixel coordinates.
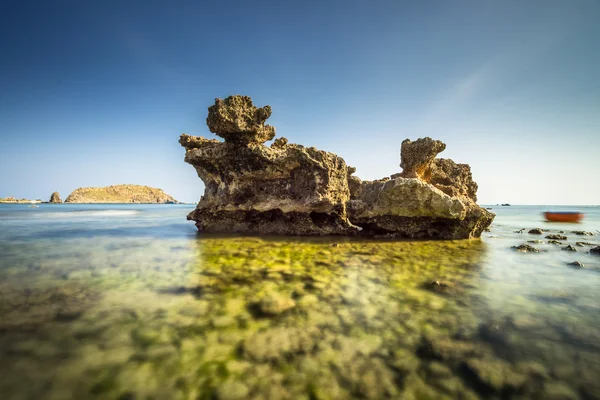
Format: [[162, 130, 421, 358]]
[[181, 95, 494, 239], [347, 138, 493, 238]]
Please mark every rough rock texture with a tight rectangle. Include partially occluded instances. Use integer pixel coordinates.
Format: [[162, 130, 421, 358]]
[[348, 137, 493, 238], [49, 191, 62, 203], [181, 96, 353, 235], [64, 185, 178, 204], [206, 95, 275, 144], [399, 138, 446, 180], [181, 95, 494, 239]]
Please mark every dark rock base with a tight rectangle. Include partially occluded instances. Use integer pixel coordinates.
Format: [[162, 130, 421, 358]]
[[187, 209, 356, 236], [188, 208, 494, 239], [352, 212, 494, 239]]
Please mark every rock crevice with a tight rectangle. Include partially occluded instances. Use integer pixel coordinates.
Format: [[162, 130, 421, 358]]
[[181, 95, 494, 239]]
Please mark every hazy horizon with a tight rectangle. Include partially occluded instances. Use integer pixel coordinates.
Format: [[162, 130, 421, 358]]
[[1, 1, 599, 205]]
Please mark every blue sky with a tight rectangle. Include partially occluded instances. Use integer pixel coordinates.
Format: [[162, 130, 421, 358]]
[[1, 0, 598, 204]]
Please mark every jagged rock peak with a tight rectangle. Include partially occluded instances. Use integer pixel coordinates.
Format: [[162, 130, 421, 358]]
[[49, 191, 62, 203], [398, 137, 478, 201], [206, 95, 276, 144], [399, 137, 446, 179]]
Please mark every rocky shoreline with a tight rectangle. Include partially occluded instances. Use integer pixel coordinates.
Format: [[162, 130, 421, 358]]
[[181, 95, 494, 239]]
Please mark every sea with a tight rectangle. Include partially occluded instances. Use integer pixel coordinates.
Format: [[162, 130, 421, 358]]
[[1, 204, 599, 399]]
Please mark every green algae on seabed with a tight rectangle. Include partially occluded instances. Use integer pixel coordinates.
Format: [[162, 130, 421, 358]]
[[1, 236, 600, 399]]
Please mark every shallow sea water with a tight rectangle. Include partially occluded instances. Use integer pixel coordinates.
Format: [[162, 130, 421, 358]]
[[1, 204, 600, 399]]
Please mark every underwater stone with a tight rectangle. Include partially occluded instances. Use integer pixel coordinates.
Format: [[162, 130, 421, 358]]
[[216, 381, 250, 400], [528, 228, 544, 234], [462, 357, 526, 393], [258, 292, 296, 315], [590, 246, 600, 255], [562, 245, 577, 252], [541, 382, 580, 400]]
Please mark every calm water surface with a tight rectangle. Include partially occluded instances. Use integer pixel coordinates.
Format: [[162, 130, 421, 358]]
[[1, 204, 599, 399]]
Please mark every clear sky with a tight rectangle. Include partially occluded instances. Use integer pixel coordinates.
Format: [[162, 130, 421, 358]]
[[1, 0, 598, 204]]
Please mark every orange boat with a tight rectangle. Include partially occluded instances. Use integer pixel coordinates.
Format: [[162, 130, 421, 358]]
[[543, 212, 584, 223]]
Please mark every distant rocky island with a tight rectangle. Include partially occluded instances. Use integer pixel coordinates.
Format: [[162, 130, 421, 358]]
[[49, 191, 62, 203], [64, 185, 178, 204], [180, 95, 494, 239], [0, 197, 42, 204]]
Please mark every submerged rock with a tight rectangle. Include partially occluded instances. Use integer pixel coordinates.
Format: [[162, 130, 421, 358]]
[[257, 292, 296, 315], [572, 230, 594, 236], [511, 244, 541, 253], [181, 95, 494, 238], [590, 246, 600, 255], [562, 245, 577, 252], [528, 228, 543, 235], [545, 234, 567, 240], [49, 191, 62, 203], [567, 261, 584, 268]]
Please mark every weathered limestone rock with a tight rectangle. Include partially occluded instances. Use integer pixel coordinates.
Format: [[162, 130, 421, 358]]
[[348, 137, 494, 238], [399, 137, 446, 179], [181, 96, 354, 235], [49, 191, 62, 203], [181, 96, 494, 239], [206, 95, 275, 144]]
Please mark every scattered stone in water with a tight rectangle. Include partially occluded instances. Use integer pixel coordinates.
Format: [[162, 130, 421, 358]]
[[528, 228, 543, 234], [545, 234, 567, 240], [562, 245, 577, 252], [536, 290, 577, 304], [425, 361, 453, 379], [462, 357, 526, 393], [527, 240, 544, 244], [425, 280, 456, 294], [511, 244, 541, 253], [572, 230, 594, 236], [548, 240, 562, 246], [515, 228, 525, 233], [216, 380, 250, 400], [567, 261, 584, 269], [258, 292, 296, 315], [212, 315, 237, 329], [242, 327, 317, 362], [590, 246, 600, 255], [576, 241, 594, 247], [541, 382, 580, 400]]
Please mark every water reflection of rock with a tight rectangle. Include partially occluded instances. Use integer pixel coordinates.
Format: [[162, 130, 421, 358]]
[[171, 236, 495, 398]]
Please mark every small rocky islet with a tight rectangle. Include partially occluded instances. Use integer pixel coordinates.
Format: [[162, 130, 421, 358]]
[[63, 184, 178, 204], [180, 95, 494, 239]]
